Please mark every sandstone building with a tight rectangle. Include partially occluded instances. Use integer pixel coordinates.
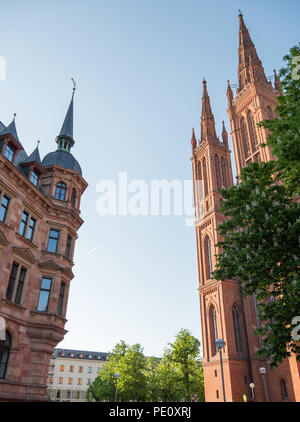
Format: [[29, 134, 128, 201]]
[[191, 13, 300, 402], [0, 88, 87, 401], [47, 348, 108, 402]]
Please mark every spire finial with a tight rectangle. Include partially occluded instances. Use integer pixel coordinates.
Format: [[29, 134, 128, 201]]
[[13, 113, 16, 122], [238, 9, 242, 15], [37, 139, 40, 147], [71, 78, 76, 99]]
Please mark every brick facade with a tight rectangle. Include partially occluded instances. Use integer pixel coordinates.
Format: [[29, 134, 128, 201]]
[[0, 91, 87, 401], [191, 14, 300, 402]]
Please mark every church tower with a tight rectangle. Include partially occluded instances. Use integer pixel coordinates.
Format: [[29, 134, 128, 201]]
[[191, 14, 300, 402]]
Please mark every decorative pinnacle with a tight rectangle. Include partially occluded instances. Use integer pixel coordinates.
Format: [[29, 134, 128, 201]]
[[37, 139, 40, 147], [238, 9, 242, 15], [13, 113, 16, 121]]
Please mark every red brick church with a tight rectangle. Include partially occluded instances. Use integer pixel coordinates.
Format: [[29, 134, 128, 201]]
[[191, 13, 300, 401], [0, 87, 87, 401]]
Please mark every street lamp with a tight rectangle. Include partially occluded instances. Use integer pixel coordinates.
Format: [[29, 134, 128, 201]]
[[114, 373, 120, 402], [215, 339, 226, 402], [259, 366, 270, 402], [249, 382, 255, 400]]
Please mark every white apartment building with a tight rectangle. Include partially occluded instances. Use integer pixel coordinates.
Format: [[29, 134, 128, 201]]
[[47, 348, 108, 402]]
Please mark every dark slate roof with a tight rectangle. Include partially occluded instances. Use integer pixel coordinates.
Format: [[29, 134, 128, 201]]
[[14, 149, 28, 169], [0, 121, 5, 132], [53, 348, 108, 361], [59, 94, 74, 139], [42, 150, 82, 176], [0, 119, 22, 146], [23, 146, 42, 166]]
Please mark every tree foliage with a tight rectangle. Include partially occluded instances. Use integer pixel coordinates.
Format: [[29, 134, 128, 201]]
[[213, 45, 300, 367], [87, 330, 205, 402]]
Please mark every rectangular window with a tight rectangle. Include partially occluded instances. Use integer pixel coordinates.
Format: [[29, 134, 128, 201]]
[[0, 194, 10, 223], [58, 377, 63, 384], [87, 378, 91, 385], [216, 390, 219, 399], [215, 370, 218, 377], [30, 171, 39, 186], [69, 365, 74, 372], [59, 365, 64, 372], [88, 367, 92, 373], [57, 282, 66, 316], [26, 217, 36, 241], [6, 262, 19, 301], [65, 235, 72, 258], [19, 211, 29, 236], [14, 267, 27, 305], [47, 377, 53, 384], [37, 276, 52, 312], [68, 378, 73, 385], [78, 366, 83, 373], [3, 145, 14, 162], [47, 229, 59, 253], [77, 378, 82, 385]]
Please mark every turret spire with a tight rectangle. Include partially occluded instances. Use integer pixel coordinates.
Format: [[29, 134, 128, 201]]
[[56, 79, 76, 152], [238, 12, 267, 89], [201, 79, 217, 142]]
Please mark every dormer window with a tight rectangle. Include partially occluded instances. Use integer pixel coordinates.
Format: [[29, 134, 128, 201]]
[[55, 182, 67, 201], [3, 144, 14, 162], [30, 170, 39, 186]]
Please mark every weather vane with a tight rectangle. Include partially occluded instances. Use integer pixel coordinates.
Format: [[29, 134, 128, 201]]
[[238, 9, 242, 14], [71, 78, 76, 92]]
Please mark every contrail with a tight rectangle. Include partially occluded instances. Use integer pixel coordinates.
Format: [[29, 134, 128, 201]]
[[87, 243, 103, 256]]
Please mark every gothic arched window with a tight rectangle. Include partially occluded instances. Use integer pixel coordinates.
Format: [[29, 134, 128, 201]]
[[221, 157, 227, 188], [209, 306, 218, 356], [0, 331, 11, 379], [71, 189, 77, 207], [240, 117, 250, 159], [55, 182, 67, 201], [205, 236, 213, 280], [215, 155, 221, 190], [280, 379, 289, 400], [197, 161, 202, 180], [202, 158, 208, 197], [232, 305, 243, 352], [247, 110, 258, 152]]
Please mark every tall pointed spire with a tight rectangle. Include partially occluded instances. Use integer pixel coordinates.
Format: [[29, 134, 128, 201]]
[[56, 80, 76, 152], [0, 116, 22, 146], [201, 79, 217, 142], [238, 12, 267, 90]]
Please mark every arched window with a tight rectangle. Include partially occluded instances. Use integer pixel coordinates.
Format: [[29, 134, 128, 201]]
[[71, 189, 77, 207], [221, 157, 227, 188], [55, 182, 67, 201], [202, 158, 208, 197], [215, 155, 221, 190], [247, 110, 258, 152], [266, 106, 273, 120], [0, 331, 11, 379], [240, 117, 250, 159], [209, 306, 218, 356], [232, 305, 243, 352], [280, 379, 289, 400], [205, 236, 213, 280], [197, 161, 202, 180]]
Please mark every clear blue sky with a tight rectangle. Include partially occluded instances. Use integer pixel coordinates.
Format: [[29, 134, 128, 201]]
[[1, 0, 299, 357]]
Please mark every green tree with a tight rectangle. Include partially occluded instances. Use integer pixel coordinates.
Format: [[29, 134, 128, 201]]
[[213, 161, 300, 367], [87, 341, 147, 402], [165, 329, 203, 401]]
